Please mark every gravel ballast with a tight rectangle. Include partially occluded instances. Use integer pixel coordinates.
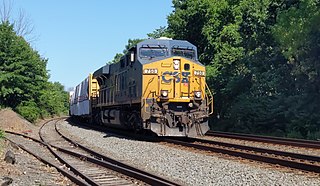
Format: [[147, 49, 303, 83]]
[[0, 140, 73, 186], [0, 109, 74, 185], [59, 120, 320, 186]]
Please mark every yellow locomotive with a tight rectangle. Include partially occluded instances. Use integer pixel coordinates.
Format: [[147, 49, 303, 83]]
[[70, 38, 213, 137]]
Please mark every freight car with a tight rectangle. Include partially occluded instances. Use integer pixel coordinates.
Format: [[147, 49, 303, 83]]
[[70, 38, 213, 137]]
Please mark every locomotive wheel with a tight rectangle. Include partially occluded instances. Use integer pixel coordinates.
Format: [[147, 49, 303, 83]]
[[94, 111, 103, 125], [128, 112, 142, 130]]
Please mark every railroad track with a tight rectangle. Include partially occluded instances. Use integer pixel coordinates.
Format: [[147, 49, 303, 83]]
[[5, 131, 89, 185], [206, 131, 320, 149], [67, 117, 320, 173], [162, 137, 320, 173], [5, 118, 180, 186]]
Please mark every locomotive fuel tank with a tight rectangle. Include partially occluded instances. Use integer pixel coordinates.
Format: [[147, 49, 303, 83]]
[[100, 109, 122, 127]]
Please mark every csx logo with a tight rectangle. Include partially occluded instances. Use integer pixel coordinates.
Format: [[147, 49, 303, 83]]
[[162, 71, 190, 83]]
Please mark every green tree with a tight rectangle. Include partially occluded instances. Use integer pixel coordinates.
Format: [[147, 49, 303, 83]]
[[147, 26, 172, 39], [168, 0, 213, 64], [38, 82, 69, 117], [0, 21, 69, 122], [108, 38, 144, 64], [168, 0, 251, 123], [108, 53, 124, 64], [0, 22, 48, 108], [272, 0, 320, 139], [166, 0, 320, 139]]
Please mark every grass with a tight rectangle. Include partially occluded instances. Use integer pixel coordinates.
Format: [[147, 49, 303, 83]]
[[0, 129, 4, 139]]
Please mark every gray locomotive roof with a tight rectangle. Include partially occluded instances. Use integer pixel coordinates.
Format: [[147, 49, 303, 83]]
[[93, 39, 204, 79], [137, 39, 197, 51], [136, 38, 204, 66]]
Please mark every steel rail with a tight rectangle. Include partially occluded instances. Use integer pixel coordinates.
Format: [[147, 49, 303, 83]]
[[39, 120, 105, 186], [206, 131, 320, 149], [6, 125, 179, 186], [52, 118, 180, 186], [68, 118, 320, 173], [162, 138, 320, 173], [4, 131, 90, 186], [192, 137, 320, 162], [51, 144, 178, 186]]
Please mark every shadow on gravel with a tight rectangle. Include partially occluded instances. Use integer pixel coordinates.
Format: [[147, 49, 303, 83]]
[[64, 117, 161, 143]]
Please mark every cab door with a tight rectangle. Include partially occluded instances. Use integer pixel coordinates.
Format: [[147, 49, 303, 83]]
[[179, 59, 191, 99], [172, 58, 181, 99]]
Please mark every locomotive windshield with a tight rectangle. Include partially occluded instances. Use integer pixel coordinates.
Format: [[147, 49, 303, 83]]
[[140, 45, 168, 59], [172, 46, 196, 60]]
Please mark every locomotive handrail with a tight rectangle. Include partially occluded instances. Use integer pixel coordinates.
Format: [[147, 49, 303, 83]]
[[205, 82, 214, 115]]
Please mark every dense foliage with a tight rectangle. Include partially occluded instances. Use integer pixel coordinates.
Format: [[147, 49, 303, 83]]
[[0, 22, 69, 122], [164, 0, 320, 139]]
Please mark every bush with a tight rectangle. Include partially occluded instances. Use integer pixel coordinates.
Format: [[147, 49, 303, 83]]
[[15, 101, 40, 123], [307, 131, 320, 141], [286, 130, 304, 139], [38, 82, 69, 117]]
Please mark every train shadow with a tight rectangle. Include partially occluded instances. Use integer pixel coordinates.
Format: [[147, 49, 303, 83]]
[[64, 117, 160, 142]]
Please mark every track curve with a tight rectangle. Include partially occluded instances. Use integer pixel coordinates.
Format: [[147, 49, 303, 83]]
[[5, 118, 180, 186]]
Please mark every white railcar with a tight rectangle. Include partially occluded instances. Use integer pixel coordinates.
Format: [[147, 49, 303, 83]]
[[70, 74, 98, 117]]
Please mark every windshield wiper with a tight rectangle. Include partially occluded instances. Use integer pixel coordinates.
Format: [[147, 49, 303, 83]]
[[158, 45, 167, 54]]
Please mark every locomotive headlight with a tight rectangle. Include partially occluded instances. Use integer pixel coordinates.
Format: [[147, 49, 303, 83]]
[[194, 91, 201, 98], [194, 70, 205, 76], [161, 90, 168, 97], [173, 59, 180, 70], [143, 68, 158, 74]]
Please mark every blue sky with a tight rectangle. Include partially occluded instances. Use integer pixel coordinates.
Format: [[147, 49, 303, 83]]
[[11, 1, 173, 89]]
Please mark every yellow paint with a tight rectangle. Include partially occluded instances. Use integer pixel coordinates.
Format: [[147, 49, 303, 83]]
[[161, 62, 172, 67], [89, 73, 99, 100], [157, 98, 191, 102], [142, 57, 206, 103]]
